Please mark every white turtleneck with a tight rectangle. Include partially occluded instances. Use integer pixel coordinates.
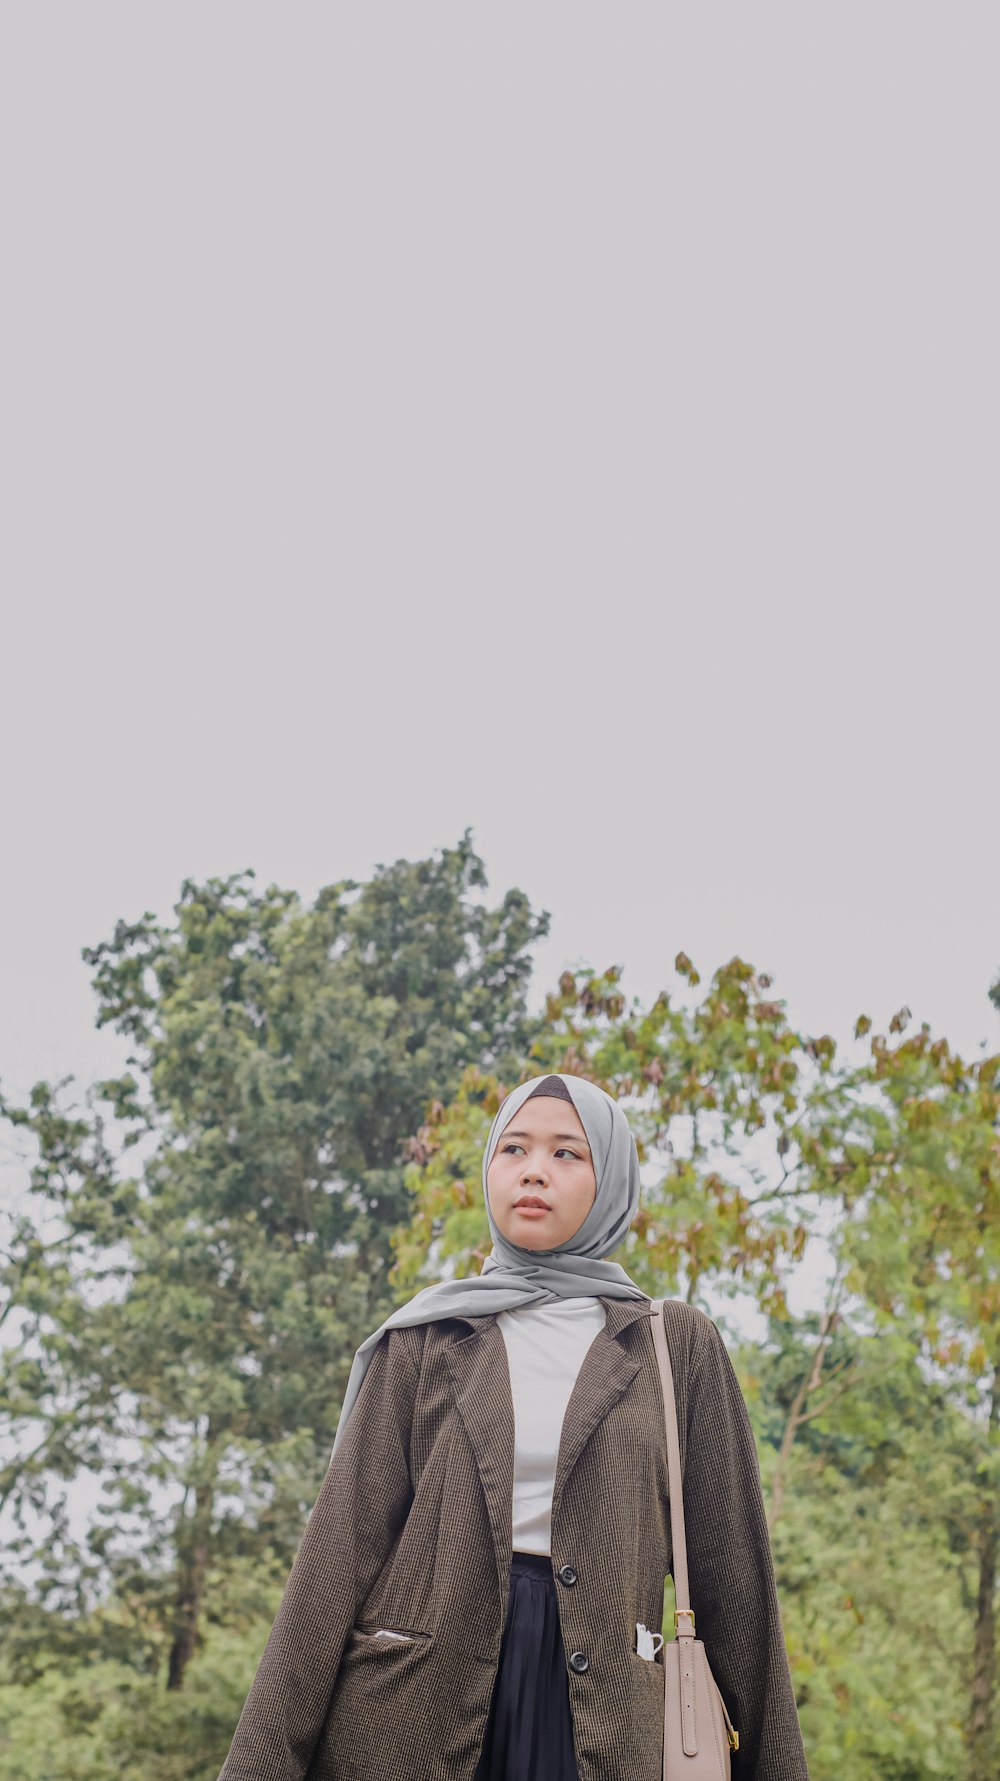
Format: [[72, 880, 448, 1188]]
[[496, 1295, 608, 1556]]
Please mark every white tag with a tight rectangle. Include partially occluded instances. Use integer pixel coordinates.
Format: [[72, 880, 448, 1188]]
[[636, 1621, 664, 1660], [375, 1628, 414, 1641]]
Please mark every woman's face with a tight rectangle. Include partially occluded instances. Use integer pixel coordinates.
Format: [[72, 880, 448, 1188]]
[[486, 1094, 597, 1250]]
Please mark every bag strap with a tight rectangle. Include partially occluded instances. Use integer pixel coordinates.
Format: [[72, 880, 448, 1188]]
[[649, 1299, 695, 1643]]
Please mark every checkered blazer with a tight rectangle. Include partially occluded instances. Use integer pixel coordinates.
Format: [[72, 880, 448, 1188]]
[[218, 1295, 810, 1780]]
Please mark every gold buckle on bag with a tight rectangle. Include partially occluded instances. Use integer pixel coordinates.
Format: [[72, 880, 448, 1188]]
[[673, 1607, 695, 1632], [718, 1690, 740, 1751]]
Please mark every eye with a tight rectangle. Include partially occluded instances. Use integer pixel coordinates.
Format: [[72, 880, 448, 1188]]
[[500, 1142, 524, 1155], [555, 1148, 581, 1159]]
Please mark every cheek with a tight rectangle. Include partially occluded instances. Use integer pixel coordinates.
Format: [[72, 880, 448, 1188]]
[[485, 1155, 508, 1194]]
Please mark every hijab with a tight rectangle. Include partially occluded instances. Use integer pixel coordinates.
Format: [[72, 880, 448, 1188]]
[[329, 1071, 646, 1459]]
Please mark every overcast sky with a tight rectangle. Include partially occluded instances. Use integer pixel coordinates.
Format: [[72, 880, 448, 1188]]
[[2, 6, 998, 1201]]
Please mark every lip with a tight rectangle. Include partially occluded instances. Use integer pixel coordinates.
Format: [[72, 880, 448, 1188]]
[[514, 1202, 551, 1217]]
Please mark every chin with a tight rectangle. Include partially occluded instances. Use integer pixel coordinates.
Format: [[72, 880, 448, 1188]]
[[513, 1229, 560, 1250]]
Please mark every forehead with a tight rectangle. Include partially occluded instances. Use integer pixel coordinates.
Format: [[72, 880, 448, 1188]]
[[497, 1095, 590, 1146]]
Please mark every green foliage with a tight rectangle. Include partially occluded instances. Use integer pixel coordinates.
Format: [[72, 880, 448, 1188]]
[[0, 1622, 271, 1780], [747, 1330, 975, 1779], [2, 909, 998, 1779], [393, 955, 836, 1308], [0, 833, 548, 1692], [395, 957, 1000, 1779]]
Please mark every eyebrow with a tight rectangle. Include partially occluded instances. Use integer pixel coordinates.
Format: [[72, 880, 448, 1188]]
[[501, 1130, 591, 1148]]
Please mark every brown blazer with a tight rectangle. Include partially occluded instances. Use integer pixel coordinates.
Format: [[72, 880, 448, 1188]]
[[218, 1296, 810, 1781]]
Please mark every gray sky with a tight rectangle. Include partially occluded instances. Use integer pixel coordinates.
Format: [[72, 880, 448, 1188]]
[[2, 5, 998, 1156]]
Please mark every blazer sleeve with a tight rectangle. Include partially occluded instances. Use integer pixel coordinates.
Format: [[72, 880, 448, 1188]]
[[682, 1314, 810, 1781], [218, 1326, 420, 1781]]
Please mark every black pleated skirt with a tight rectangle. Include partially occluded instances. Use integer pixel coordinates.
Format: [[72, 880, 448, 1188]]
[[473, 1549, 581, 1781]]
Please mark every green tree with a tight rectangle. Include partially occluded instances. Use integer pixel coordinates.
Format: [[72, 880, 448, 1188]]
[[393, 954, 836, 1309], [744, 1314, 976, 1779], [0, 833, 548, 1694], [397, 958, 999, 1779], [804, 1011, 1000, 1781], [4, 923, 996, 1780]]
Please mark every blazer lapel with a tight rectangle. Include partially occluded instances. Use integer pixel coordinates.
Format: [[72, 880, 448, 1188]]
[[551, 1296, 651, 1522], [444, 1294, 654, 1604], [444, 1316, 515, 1614]]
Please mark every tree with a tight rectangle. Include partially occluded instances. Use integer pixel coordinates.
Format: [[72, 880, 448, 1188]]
[[0, 832, 548, 1691], [397, 959, 999, 1779], [805, 1011, 1000, 1781], [393, 954, 837, 1310], [4, 915, 996, 1778], [744, 1312, 976, 1779]]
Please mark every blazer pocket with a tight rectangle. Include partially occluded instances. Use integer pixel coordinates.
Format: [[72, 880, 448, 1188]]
[[352, 1623, 431, 1643]]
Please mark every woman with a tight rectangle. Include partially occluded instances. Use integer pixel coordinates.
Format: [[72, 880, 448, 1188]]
[[218, 1072, 810, 1781]]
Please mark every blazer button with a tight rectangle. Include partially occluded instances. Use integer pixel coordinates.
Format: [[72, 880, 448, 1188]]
[[569, 1651, 589, 1673], [557, 1565, 578, 1586]]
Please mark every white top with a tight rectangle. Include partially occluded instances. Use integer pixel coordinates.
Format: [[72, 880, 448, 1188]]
[[496, 1295, 608, 1556]]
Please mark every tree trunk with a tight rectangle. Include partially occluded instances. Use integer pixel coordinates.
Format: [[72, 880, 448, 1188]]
[[166, 1462, 216, 1691], [768, 1288, 844, 1535], [967, 1367, 999, 1781], [769, 1368, 808, 1535]]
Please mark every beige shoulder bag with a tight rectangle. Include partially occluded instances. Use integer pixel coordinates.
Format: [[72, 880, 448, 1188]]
[[650, 1300, 740, 1779]]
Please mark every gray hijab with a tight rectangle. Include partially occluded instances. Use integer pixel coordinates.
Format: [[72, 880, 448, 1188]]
[[329, 1071, 646, 1459]]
